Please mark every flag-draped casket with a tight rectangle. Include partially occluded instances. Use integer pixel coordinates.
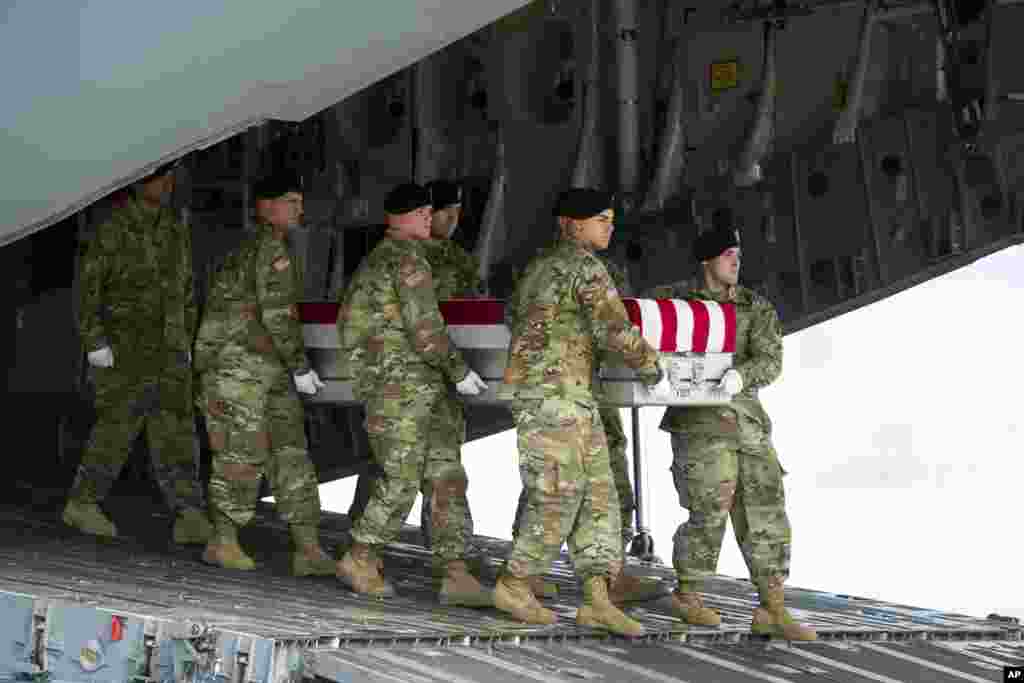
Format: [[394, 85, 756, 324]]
[[601, 298, 736, 406], [298, 298, 736, 406], [296, 300, 510, 405]]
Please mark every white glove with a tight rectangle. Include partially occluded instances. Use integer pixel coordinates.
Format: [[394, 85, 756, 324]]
[[455, 370, 489, 396], [647, 358, 672, 396], [293, 369, 326, 395], [719, 369, 743, 395], [87, 346, 114, 368]]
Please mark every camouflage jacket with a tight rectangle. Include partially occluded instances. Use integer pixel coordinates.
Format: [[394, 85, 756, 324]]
[[501, 239, 660, 406], [422, 238, 482, 300], [77, 198, 195, 372], [338, 236, 469, 400], [654, 284, 783, 434], [194, 222, 310, 376]]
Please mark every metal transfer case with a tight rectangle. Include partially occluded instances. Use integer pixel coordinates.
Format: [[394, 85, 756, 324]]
[[298, 299, 510, 406], [600, 298, 737, 407]]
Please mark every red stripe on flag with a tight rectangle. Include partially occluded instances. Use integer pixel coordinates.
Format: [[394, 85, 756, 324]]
[[622, 299, 643, 334], [297, 302, 341, 325], [438, 299, 506, 325], [688, 300, 710, 352], [655, 299, 678, 352], [721, 303, 737, 353]]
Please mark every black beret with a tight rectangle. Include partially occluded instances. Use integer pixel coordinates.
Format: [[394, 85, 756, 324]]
[[252, 172, 302, 199], [384, 182, 431, 214], [694, 224, 741, 262], [553, 187, 613, 219], [425, 180, 463, 210]]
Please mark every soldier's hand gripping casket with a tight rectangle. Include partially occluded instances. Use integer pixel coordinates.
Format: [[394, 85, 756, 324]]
[[86, 346, 115, 368], [719, 368, 743, 396], [455, 369, 488, 396], [646, 358, 672, 397], [293, 369, 326, 395]]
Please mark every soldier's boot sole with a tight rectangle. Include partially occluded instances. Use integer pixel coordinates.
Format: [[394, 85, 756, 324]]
[[751, 607, 817, 641], [669, 592, 722, 627], [494, 577, 557, 625], [335, 553, 396, 598], [576, 604, 646, 638], [202, 542, 256, 571], [292, 547, 337, 577], [173, 509, 214, 545], [62, 500, 117, 538], [528, 575, 558, 599], [609, 574, 669, 605]]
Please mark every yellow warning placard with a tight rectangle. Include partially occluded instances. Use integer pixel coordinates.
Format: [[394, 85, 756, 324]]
[[709, 60, 740, 92]]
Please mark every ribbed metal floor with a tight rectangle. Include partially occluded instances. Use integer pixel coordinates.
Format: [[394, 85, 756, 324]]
[[0, 494, 1019, 682]]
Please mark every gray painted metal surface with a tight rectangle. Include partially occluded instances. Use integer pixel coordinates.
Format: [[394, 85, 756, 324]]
[[0, 0, 533, 246], [0, 496, 1019, 682]]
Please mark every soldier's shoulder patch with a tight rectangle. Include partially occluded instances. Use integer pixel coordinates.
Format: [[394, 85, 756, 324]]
[[272, 256, 291, 272]]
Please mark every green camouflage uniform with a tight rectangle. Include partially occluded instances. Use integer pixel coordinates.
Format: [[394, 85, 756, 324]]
[[193, 222, 321, 538], [651, 283, 790, 590], [511, 253, 636, 546], [338, 236, 472, 567], [70, 198, 202, 513], [418, 238, 482, 548], [500, 239, 660, 581]]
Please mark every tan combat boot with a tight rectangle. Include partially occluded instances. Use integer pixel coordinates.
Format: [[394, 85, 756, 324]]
[[438, 560, 494, 607], [336, 542, 395, 597], [494, 575, 557, 625], [202, 516, 256, 571], [528, 575, 558, 599], [62, 499, 117, 537], [608, 571, 669, 605], [289, 525, 336, 577], [751, 578, 817, 641], [670, 591, 721, 626], [576, 576, 645, 637], [173, 507, 213, 545]]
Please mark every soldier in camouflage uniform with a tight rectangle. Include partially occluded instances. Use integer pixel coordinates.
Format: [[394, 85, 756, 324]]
[[508, 245, 664, 605], [193, 173, 335, 577], [494, 188, 668, 637], [650, 222, 816, 641], [335, 182, 492, 606], [348, 180, 483, 550], [419, 179, 481, 549], [64, 160, 212, 545]]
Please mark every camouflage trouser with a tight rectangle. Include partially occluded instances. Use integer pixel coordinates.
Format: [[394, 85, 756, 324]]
[[69, 364, 203, 513], [512, 404, 633, 546], [199, 363, 321, 531], [505, 399, 622, 582], [350, 389, 471, 566], [668, 420, 790, 591], [419, 395, 474, 549]]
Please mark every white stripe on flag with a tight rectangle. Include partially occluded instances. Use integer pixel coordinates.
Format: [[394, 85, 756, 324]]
[[637, 299, 663, 351], [447, 325, 511, 349], [302, 324, 340, 348], [673, 299, 694, 353], [705, 300, 726, 353]]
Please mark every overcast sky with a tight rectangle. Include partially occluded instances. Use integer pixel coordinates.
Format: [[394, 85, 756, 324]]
[[319, 243, 1023, 622]]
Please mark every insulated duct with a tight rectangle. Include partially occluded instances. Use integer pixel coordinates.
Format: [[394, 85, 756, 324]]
[[833, 0, 879, 145], [412, 55, 446, 184], [572, 0, 602, 187], [641, 35, 688, 211], [613, 0, 641, 200], [733, 21, 778, 187], [474, 127, 507, 292]]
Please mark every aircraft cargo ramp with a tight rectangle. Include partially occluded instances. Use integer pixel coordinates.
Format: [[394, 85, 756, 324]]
[[1, 495, 1020, 682]]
